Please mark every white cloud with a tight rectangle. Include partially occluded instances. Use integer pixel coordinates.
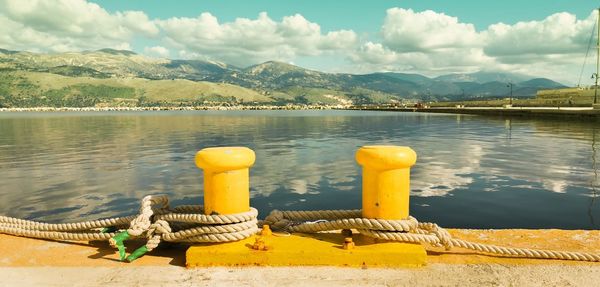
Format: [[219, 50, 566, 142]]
[[348, 8, 493, 75], [348, 8, 595, 83], [350, 42, 492, 75], [352, 42, 399, 65], [144, 46, 170, 58], [481, 11, 596, 84], [158, 12, 357, 67], [350, 42, 428, 73], [0, 0, 595, 83], [382, 8, 481, 53], [0, 0, 157, 52], [350, 8, 493, 75], [484, 12, 594, 59]]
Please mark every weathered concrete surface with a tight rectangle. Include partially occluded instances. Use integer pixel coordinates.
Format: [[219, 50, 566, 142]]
[[1, 229, 599, 266], [2, 265, 600, 287], [0, 235, 186, 267], [427, 229, 600, 265], [1, 229, 600, 286]]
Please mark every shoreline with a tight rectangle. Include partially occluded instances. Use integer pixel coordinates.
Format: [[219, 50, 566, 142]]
[[3, 105, 600, 120], [0, 105, 347, 112]]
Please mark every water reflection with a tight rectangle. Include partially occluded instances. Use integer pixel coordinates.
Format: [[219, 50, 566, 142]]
[[589, 128, 599, 227], [505, 119, 512, 140], [0, 111, 599, 229]]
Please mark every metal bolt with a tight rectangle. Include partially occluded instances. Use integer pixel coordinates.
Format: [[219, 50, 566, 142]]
[[252, 237, 268, 251], [261, 225, 273, 236], [343, 237, 355, 250]]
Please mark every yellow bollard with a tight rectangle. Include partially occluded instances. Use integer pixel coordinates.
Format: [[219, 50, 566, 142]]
[[194, 147, 256, 215], [356, 145, 417, 220], [188, 145, 427, 267]]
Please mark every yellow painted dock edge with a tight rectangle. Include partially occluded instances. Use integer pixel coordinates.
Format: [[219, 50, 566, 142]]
[[186, 232, 427, 267]]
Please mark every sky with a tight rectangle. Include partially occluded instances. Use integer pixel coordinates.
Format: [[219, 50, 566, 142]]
[[1, 0, 600, 84]]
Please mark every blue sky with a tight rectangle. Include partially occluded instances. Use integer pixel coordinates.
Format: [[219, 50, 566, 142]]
[[1, 0, 600, 84], [96, 0, 597, 32]]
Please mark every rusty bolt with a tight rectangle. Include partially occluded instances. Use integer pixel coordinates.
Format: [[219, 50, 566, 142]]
[[252, 237, 268, 251], [261, 225, 273, 236], [343, 237, 355, 250]]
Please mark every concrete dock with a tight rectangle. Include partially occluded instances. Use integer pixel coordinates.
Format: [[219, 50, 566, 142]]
[[355, 107, 600, 119], [2, 229, 600, 286]]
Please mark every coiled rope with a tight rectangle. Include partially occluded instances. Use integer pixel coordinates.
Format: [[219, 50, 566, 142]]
[[2, 196, 600, 263], [0, 195, 258, 262], [262, 209, 600, 262]]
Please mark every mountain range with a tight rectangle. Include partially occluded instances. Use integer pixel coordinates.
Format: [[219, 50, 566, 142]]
[[0, 48, 567, 107]]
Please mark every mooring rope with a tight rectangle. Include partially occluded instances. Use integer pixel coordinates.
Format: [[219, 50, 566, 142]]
[[0, 195, 258, 262], [2, 196, 600, 263], [261, 209, 600, 262]]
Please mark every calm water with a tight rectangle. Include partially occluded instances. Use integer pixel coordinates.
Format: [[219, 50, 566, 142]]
[[0, 110, 599, 229]]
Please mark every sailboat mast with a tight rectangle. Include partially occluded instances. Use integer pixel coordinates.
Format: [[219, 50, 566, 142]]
[[594, 8, 600, 104]]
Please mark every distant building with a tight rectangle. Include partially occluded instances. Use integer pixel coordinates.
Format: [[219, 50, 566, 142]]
[[537, 87, 590, 99], [536, 86, 597, 105]]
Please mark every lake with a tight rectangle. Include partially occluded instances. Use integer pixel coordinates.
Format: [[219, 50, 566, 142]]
[[0, 110, 598, 229]]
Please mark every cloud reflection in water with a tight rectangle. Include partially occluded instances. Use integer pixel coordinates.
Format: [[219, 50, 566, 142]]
[[0, 111, 599, 228]]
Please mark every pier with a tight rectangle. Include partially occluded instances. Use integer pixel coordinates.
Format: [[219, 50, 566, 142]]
[[353, 106, 600, 119]]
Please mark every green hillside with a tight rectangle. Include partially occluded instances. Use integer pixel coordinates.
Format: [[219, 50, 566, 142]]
[[0, 48, 569, 107], [0, 71, 271, 108]]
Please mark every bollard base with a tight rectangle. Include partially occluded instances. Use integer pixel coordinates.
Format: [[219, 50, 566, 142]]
[[186, 232, 427, 268]]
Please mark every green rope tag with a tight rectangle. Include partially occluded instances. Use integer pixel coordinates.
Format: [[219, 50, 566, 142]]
[[111, 231, 130, 261], [100, 226, 118, 233], [125, 246, 149, 262], [112, 231, 130, 242]]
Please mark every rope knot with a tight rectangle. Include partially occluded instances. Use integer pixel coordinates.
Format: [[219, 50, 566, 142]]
[[147, 219, 172, 238], [430, 224, 453, 250], [263, 210, 292, 231]]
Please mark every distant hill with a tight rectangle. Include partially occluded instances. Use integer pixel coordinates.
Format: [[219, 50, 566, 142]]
[[95, 48, 138, 56], [435, 71, 532, 84], [0, 71, 269, 108], [518, 78, 565, 89], [376, 72, 432, 85], [164, 59, 233, 80], [245, 61, 310, 77], [0, 48, 19, 55], [0, 48, 568, 107]]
